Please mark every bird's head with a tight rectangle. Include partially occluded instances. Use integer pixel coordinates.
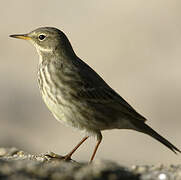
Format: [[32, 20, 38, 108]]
[[10, 27, 75, 58]]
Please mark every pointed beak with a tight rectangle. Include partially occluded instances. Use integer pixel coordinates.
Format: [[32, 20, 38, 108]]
[[9, 34, 31, 40]]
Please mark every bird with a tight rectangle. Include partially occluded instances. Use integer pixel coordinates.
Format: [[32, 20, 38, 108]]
[[10, 27, 180, 163]]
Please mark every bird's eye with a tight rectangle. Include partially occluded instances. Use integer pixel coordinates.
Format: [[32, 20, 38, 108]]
[[38, 34, 46, 41]]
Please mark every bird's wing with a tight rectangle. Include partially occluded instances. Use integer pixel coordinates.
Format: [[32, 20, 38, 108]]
[[74, 58, 147, 122], [77, 85, 147, 122]]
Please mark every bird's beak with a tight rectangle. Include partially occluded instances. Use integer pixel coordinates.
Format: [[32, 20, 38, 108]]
[[9, 34, 31, 40]]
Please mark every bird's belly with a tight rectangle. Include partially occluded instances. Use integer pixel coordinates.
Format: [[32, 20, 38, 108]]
[[41, 92, 66, 122], [38, 66, 71, 126], [41, 91, 84, 129]]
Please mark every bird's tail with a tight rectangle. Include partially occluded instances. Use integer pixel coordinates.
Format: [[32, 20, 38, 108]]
[[131, 119, 181, 154]]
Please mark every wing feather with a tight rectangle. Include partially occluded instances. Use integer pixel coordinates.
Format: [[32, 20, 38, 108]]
[[73, 58, 147, 122]]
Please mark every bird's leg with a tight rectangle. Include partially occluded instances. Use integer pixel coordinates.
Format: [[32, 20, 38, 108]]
[[45, 136, 89, 161], [64, 136, 89, 161], [89, 134, 102, 163]]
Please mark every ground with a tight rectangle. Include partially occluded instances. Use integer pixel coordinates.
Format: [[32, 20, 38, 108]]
[[0, 147, 180, 180]]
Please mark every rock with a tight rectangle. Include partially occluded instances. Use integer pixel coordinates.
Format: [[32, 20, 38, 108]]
[[0, 147, 180, 180]]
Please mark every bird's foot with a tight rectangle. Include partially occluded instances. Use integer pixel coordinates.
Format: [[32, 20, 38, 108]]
[[44, 152, 72, 162]]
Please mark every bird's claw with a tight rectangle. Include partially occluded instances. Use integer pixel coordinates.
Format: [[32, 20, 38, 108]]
[[44, 152, 72, 162]]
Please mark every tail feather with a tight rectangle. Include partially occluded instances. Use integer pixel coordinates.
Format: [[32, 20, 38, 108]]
[[131, 120, 181, 154]]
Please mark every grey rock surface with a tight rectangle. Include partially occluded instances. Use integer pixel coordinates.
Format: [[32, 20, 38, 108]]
[[0, 147, 180, 180]]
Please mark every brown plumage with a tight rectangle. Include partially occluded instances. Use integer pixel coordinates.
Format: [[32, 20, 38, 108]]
[[10, 27, 180, 162]]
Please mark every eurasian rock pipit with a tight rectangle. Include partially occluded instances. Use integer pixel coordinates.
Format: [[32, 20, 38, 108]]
[[10, 27, 180, 162]]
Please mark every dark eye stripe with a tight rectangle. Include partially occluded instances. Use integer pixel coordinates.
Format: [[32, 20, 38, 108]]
[[39, 35, 46, 40]]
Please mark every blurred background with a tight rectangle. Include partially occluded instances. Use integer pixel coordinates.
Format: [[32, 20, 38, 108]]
[[1, 0, 181, 165]]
